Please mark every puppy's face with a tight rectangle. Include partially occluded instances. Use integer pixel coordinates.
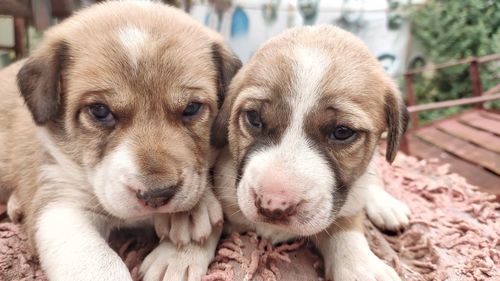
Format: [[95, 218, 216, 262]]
[[17, 2, 240, 219], [212, 26, 408, 236]]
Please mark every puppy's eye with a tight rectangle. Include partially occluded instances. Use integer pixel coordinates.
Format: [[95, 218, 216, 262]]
[[182, 102, 202, 117], [89, 103, 115, 125], [245, 110, 263, 129], [329, 126, 355, 141]]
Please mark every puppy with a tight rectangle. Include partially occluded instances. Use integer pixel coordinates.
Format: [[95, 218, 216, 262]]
[[0, 1, 240, 280], [210, 25, 410, 281]]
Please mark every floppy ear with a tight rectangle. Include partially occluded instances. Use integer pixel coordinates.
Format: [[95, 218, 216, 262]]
[[384, 84, 409, 163], [17, 41, 69, 125], [210, 43, 242, 148]]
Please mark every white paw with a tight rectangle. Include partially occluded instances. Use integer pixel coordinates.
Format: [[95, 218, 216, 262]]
[[365, 186, 410, 231], [140, 240, 215, 281], [154, 188, 223, 247], [330, 253, 401, 281]]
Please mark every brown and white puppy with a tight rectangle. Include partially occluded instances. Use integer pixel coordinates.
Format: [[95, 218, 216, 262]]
[[0, 1, 240, 281], [211, 25, 410, 281]]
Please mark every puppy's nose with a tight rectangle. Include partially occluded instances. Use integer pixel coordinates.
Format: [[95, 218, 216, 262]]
[[136, 186, 178, 208], [255, 194, 299, 221]]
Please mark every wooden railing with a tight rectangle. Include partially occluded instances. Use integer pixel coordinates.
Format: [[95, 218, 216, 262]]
[[400, 53, 500, 154]]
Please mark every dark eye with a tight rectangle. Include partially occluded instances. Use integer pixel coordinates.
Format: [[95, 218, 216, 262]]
[[89, 103, 115, 125], [182, 102, 202, 117], [329, 126, 355, 141], [245, 110, 263, 129]]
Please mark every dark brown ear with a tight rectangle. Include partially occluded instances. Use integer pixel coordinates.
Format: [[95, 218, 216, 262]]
[[210, 43, 242, 148], [17, 41, 69, 125], [210, 88, 235, 148], [385, 86, 409, 163]]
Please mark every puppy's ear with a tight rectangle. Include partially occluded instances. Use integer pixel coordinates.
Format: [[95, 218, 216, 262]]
[[17, 41, 69, 125], [384, 83, 409, 163], [211, 43, 242, 108], [210, 43, 242, 148]]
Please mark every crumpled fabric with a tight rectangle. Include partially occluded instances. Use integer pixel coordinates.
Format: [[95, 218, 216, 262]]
[[1, 153, 498, 281]]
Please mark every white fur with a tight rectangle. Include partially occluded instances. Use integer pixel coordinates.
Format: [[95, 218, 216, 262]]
[[154, 188, 223, 246], [92, 141, 149, 219], [34, 130, 134, 280], [36, 205, 132, 281], [365, 186, 411, 231], [140, 229, 220, 281], [91, 140, 207, 219], [340, 154, 411, 230], [6, 193, 21, 223], [316, 230, 401, 281], [117, 26, 148, 69], [37, 128, 85, 184], [338, 158, 380, 218], [289, 46, 328, 133]]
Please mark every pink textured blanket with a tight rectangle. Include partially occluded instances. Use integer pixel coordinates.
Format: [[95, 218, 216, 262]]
[[1, 153, 499, 280]]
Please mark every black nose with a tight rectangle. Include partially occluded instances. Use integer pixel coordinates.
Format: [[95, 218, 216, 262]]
[[136, 186, 178, 208]]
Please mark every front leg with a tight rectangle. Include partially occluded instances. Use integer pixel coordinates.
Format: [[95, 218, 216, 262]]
[[35, 204, 132, 281], [314, 213, 401, 281], [360, 154, 410, 231], [141, 226, 221, 281]]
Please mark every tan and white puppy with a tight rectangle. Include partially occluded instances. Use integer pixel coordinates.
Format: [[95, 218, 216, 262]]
[[0, 1, 240, 281], [210, 25, 410, 281]]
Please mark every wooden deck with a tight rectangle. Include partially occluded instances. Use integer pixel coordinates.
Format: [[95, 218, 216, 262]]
[[406, 110, 500, 195]]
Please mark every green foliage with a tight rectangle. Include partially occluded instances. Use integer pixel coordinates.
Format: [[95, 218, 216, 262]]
[[409, 0, 500, 123]]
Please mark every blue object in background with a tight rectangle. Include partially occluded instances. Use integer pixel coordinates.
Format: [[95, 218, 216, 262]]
[[231, 6, 249, 38]]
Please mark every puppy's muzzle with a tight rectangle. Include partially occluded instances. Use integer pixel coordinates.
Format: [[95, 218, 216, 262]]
[[136, 186, 178, 208]]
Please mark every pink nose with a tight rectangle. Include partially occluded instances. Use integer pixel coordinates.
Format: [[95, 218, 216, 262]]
[[255, 194, 299, 220], [255, 168, 301, 220]]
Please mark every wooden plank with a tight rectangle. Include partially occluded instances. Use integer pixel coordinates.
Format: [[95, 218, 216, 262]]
[[0, 0, 31, 17], [409, 137, 500, 195], [404, 54, 500, 75], [459, 111, 500, 135], [436, 120, 500, 153], [415, 127, 500, 175], [479, 110, 500, 122], [478, 53, 500, 63], [483, 84, 500, 96], [407, 93, 500, 113]]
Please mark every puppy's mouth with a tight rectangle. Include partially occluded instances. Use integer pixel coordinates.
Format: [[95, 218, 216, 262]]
[[133, 186, 179, 210], [95, 170, 208, 220]]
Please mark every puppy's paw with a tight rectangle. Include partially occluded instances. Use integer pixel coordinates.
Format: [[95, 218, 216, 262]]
[[154, 188, 223, 247], [365, 187, 410, 231], [140, 240, 215, 281], [329, 253, 401, 281]]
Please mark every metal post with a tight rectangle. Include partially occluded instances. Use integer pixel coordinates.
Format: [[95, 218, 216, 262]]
[[13, 17, 25, 59], [405, 73, 419, 130], [469, 58, 483, 109], [400, 133, 410, 155]]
